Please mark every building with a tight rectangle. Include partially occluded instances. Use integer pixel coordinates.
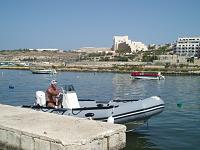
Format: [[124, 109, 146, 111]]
[[112, 36, 148, 53], [154, 55, 200, 66], [175, 37, 200, 57], [74, 47, 112, 53]]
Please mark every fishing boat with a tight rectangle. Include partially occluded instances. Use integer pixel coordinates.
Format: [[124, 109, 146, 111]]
[[130, 71, 165, 80], [22, 85, 165, 130], [30, 68, 57, 74]]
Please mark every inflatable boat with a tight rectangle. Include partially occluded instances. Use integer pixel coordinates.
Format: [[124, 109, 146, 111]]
[[22, 85, 165, 129]]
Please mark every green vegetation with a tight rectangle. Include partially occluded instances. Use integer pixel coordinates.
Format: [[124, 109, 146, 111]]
[[142, 55, 158, 62], [141, 45, 171, 62], [114, 56, 128, 61], [145, 45, 171, 55], [115, 47, 131, 55], [99, 57, 110, 61], [88, 52, 106, 57]]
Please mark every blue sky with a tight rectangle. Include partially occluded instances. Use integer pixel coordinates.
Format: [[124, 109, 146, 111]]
[[0, 0, 200, 50]]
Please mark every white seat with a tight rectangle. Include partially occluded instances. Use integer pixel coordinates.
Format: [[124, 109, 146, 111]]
[[62, 91, 80, 109]]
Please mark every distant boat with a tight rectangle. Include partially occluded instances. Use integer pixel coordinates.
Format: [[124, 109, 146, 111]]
[[31, 68, 57, 74], [130, 71, 165, 80]]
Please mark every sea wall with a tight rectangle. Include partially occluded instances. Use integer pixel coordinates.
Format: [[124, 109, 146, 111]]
[[0, 104, 126, 150]]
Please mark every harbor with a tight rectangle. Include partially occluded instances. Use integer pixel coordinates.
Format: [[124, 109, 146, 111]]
[[1, 0, 200, 149], [0, 70, 200, 149]]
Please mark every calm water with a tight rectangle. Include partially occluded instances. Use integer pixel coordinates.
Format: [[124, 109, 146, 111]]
[[0, 69, 199, 150]]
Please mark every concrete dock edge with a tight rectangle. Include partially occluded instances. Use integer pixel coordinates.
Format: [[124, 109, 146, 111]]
[[0, 104, 126, 150]]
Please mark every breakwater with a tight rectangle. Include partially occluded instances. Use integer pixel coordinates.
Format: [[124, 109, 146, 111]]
[[0, 104, 126, 150]]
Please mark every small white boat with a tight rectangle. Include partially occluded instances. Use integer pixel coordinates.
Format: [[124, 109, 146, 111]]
[[22, 85, 165, 130], [131, 71, 165, 80], [31, 68, 57, 74]]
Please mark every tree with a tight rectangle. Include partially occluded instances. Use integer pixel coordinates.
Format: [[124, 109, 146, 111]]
[[116, 42, 131, 55], [142, 54, 158, 62]]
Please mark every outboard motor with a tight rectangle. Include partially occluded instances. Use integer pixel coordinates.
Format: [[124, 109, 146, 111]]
[[35, 91, 46, 106], [62, 85, 80, 109]]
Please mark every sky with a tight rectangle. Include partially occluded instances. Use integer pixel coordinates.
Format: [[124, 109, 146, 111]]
[[0, 0, 200, 50]]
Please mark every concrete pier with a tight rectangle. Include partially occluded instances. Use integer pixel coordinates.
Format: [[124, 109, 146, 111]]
[[0, 104, 126, 150]]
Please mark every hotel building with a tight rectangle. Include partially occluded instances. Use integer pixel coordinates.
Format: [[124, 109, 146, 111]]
[[175, 37, 200, 57], [112, 36, 148, 53]]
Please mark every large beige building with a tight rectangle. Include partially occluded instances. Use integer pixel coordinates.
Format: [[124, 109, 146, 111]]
[[112, 36, 148, 53]]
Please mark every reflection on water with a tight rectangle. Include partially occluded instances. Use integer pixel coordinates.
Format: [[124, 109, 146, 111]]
[[112, 74, 145, 100], [0, 70, 200, 150], [112, 73, 166, 100], [125, 131, 160, 150]]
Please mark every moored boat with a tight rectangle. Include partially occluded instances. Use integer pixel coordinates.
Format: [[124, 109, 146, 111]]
[[131, 71, 165, 80], [22, 85, 165, 130], [31, 68, 57, 74]]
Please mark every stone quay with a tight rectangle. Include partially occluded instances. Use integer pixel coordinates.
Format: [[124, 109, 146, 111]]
[[0, 104, 126, 150]]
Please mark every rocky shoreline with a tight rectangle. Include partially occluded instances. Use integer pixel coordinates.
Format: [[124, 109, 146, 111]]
[[0, 65, 200, 76]]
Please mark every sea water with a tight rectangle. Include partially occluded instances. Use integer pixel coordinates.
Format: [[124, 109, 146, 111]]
[[0, 69, 199, 150]]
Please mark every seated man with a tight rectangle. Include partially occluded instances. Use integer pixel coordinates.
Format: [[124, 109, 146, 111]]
[[46, 80, 61, 108]]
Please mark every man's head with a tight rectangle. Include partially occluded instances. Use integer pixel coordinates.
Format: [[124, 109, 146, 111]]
[[51, 80, 57, 86]]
